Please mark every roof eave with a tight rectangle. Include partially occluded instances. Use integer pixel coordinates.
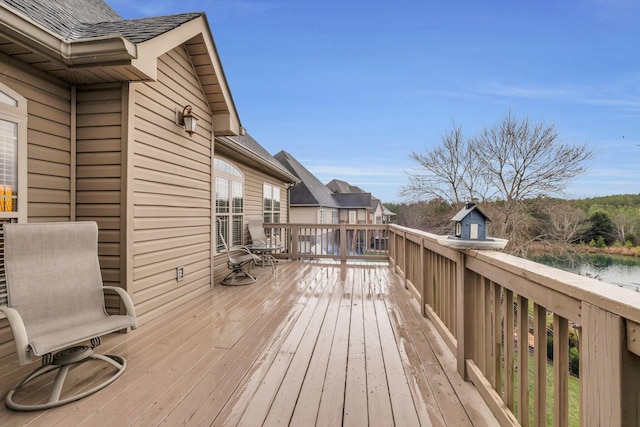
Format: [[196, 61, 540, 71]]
[[0, 4, 137, 67], [66, 36, 137, 65], [216, 137, 299, 184]]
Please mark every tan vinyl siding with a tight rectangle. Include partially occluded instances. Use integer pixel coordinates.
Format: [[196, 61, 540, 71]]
[[290, 207, 323, 224], [0, 58, 72, 223], [75, 84, 124, 290], [131, 47, 214, 323], [0, 58, 71, 358]]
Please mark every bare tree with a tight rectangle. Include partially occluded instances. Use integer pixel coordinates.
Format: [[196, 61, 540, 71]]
[[472, 113, 592, 240], [402, 122, 470, 204], [403, 112, 593, 244], [544, 200, 588, 243]]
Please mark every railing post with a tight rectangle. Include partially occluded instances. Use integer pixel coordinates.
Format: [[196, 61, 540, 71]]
[[455, 250, 469, 379], [420, 237, 426, 317], [402, 230, 408, 289], [340, 224, 347, 263], [581, 303, 640, 426], [291, 225, 299, 260]]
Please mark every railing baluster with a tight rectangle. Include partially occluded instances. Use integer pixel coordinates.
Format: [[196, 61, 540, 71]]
[[534, 303, 547, 427], [554, 314, 569, 427], [518, 295, 530, 426], [493, 283, 502, 393], [505, 289, 515, 411], [484, 278, 492, 379], [477, 274, 486, 373]]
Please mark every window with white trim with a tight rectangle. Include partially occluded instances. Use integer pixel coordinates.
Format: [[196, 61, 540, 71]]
[[0, 84, 27, 306], [215, 159, 243, 251], [332, 210, 339, 224], [319, 209, 327, 224], [0, 86, 26, 222], [263, 183, 281, 224]]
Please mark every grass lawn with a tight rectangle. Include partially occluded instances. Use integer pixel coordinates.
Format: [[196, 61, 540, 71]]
[[511, 351, 580, 426]]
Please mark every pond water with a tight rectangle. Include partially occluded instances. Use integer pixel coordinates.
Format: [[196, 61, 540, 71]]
[[530, 253, 640, 292]]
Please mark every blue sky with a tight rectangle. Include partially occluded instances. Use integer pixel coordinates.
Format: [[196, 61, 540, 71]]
[[111, 0, 639, 203]]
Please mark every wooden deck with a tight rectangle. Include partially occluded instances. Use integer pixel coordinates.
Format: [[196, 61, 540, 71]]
[[0, 261, 497, 426]]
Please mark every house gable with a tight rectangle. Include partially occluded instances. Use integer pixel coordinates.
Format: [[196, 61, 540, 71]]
[[0, 0, 240, 135]]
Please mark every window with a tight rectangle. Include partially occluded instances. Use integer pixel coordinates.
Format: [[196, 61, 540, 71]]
[[263, 183, 281, 224], [214, 159, 243, 251], [332, 210, 339, 224], [0, 86, 26, 222], [319, 209, 327, 224], [348, 211, 357, 224], [0, 85, 26, 307]]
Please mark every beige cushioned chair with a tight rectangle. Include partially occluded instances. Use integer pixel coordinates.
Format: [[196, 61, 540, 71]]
[[0, 222, 137, 411]]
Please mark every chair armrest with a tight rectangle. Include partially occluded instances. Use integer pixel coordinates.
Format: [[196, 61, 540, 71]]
[[231, 245, 257, 257], [103, 286, 138, 329], [0, 306, 32, 366]]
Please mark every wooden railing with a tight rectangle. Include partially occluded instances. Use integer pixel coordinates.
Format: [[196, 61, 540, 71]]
[[263, 223, 389, 262], [388, 224, 640, 427]]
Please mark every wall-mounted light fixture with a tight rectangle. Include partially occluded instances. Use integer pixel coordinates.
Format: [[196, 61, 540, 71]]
[[175, 105, 198, 136]]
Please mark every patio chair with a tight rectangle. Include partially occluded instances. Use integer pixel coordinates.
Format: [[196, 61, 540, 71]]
[[218, 220, 260, 285], [248, 217, 268, 244], [247, 217, 279, 272], [0, 222, 137, 411]]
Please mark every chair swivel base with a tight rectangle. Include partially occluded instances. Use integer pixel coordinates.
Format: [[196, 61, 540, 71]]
[[5, 345, 127, 412], [221, 268, 257, 285]]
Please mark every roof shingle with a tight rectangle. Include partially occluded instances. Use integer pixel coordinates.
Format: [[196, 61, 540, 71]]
[[1, 0, 201, 43]]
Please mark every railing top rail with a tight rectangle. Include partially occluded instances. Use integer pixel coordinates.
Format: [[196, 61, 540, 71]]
[[391, 223, 640, 323], [470, 249, 640, 324], [265, 223, 390, 230]]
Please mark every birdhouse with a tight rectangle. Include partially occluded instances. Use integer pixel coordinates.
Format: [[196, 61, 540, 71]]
[[451, 202, 490, 240]]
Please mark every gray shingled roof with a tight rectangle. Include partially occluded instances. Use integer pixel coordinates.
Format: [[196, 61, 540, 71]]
[[71, 13, 202, 43], [451, 203, 491, 222], [326, 179, 366, 194], [333, 193, 372, 208], [274, 151, 339, 208], [2, 0, 201, 43], [217, 135, 296, 182]]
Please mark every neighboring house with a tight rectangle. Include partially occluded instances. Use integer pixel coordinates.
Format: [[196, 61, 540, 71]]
[[381, 204, 396, 224], [0, 0, 296, 353], [274, 151, 340, 225], [326, 178, 395, 224], [332, 193, 372, 224]]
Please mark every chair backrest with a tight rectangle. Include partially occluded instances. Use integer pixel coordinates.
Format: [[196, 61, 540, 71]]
[[248, 217, 268, 244], [3, 222, 107, 339]]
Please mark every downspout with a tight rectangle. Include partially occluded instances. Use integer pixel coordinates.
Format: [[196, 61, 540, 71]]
[[210, 119, 215, 288]]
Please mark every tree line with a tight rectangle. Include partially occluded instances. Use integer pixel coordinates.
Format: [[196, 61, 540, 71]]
[[385, 195, 640, 255]]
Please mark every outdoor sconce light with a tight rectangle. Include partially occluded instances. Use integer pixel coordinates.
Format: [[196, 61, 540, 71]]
[[175, 105, 198, 136]]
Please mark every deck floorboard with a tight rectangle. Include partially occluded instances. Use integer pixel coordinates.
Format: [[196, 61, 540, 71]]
[[0, 261, 497, 426]]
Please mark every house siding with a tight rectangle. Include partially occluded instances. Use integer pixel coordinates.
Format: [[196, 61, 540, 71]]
[[75, 84, 125, 290], [130, 47, 214, 323], [0, 57, 72, 358], [290, 206, 322, 224]]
